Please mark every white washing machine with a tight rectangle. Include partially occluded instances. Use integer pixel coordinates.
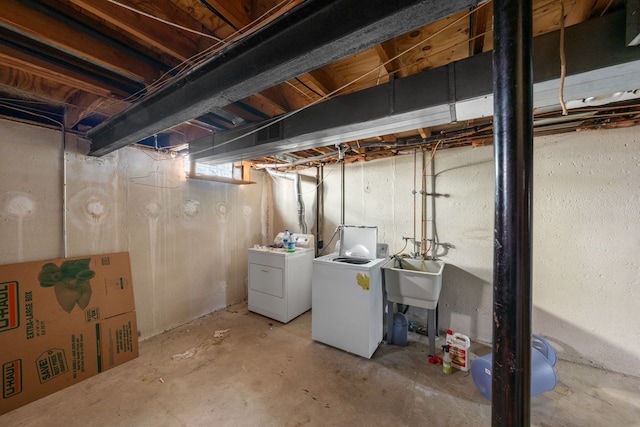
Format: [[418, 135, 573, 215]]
[[312, 226, 388, 359], [248, 233, 314, 323]]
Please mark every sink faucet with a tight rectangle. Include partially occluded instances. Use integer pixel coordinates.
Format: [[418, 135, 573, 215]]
[[402, 236, 422, 259]]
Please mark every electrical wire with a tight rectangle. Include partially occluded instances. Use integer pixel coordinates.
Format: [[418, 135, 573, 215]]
[[187, 2, 491, 159], [85, 0, 300, 117], [0, 102, 64, 128], [12, 0, 629, 166], [559, 2, 568, 115], [265, 158, 341, 195], [40, 0, 520, 158], [95, 1, 486, 158], [317, 225, 341, 256], [107, 0, 223, 41]]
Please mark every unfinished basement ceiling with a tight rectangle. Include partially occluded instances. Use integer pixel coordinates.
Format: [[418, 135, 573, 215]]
[[1, 0, 639, 168]]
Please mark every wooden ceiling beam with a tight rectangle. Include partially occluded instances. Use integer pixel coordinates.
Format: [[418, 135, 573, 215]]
[[0, 25, 147, 98], [591, 0, 616, 16], [87, 0, 484, 155], [64, 0, 207, 63], [0, 70, 74, 108], [329, 47, 390, 94], [64, 92, 110, 129], [375, 41, 404, 77], [375, 134, 397, 143], [243, 0, 307, 33], [469, 2, 491, 55], [222, 102, 269, 122], [305, 68, 340, 96], [261, 83, 310, 111], [563, 0, 594, 26], [242, 93, 286, 117], [202, 0, 252, 31], [191, 114, 233, 131], [0, 50, 118, 100], [167, 122, 214, 144], [418, 128, 432, 139], [0, 0, 161, 82], [167, 1, 234, 40], [125, 0, 223, 53]]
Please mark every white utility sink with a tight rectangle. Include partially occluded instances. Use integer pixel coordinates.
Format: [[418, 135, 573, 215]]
[[382, 257, 445, 310]]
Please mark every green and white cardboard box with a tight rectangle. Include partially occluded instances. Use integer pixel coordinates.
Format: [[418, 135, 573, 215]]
[[0, 252, 138, 415]]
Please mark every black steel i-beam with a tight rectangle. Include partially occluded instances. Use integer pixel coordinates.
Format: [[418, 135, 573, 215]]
[[492, 0, 534, 425], [87, 0, 480, 156]]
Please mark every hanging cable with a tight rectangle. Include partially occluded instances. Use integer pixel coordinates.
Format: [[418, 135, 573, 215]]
[[89, 0, 299, 117], [107, 0, 223, 41], [188, 3, 491, 159], [559, 1, 568, 115], [79, 0, 493, 162]]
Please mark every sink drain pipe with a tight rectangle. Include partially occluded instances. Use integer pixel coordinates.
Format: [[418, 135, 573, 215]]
[[492, 0, 533, 425]]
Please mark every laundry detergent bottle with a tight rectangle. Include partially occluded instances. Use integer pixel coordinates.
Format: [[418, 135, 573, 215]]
[[286, 231, 295, 252], [283, 230, 290, 249]]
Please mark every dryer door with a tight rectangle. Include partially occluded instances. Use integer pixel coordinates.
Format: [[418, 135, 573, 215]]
[[249, 263, 284, 297]]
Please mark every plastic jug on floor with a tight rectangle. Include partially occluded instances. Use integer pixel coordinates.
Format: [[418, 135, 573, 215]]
[[392, 312, 408, 346]]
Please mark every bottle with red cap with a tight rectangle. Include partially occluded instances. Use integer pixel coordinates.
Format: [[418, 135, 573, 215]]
[[446, 329, 454, 347]]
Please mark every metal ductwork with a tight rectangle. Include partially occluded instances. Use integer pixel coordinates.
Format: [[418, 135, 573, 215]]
[[265, 169, 307, 234], [190, 10, 640, 165], [87, 0, 481, 156]]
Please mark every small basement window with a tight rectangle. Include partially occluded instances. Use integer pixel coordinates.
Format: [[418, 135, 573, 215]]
[[186, 161, 234, 178], [185, 160, 254, 185]]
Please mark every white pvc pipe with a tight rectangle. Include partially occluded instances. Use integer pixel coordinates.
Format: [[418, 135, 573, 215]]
[[62, 128, 67, 257]]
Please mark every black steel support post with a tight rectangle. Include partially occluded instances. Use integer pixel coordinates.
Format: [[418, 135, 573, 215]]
[[492, 0, 534, 425]]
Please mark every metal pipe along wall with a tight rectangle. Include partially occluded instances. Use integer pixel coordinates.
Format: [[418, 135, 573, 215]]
[[492, 0, 534, 425]]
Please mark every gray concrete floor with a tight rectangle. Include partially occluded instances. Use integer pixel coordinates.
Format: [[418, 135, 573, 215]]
[[3, 302, 640, 426]]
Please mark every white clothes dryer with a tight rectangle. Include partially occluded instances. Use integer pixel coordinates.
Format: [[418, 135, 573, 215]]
[[248, 233, 314, 323]]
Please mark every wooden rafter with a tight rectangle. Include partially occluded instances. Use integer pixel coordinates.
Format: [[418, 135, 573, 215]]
[[240, 93, 287, 117], [418, 128, 431, 139], [0, 0, 161, 82], [222, 102, 268, 122], [201, 0, 251, 30], [0, 50, 123, 99], [64, 92, 113, 128], [261, 83, 310, 112], [304, 69, 340, 97], [375, 41, 404, 77], [65, 0, 211, 63], [469, 2, 491, 55]]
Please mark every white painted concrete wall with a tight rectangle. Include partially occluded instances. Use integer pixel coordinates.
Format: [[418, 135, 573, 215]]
[[436, 128, 640, 377], [3, 117, 638, 377], [271, 126, 640, 377], [0, 119, 267, 340]]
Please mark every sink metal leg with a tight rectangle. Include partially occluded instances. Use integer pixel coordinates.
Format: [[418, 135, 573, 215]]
[[428, 308, 436, 356], [387, 301, 394, 344]]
